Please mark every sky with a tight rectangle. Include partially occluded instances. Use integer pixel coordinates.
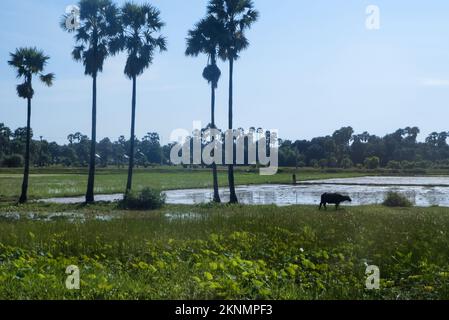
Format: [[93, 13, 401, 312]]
[[1, 0, 449, 144]]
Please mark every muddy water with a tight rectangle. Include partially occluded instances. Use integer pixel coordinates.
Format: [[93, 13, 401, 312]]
[[165, 184, 449, 207], [301, 176, 449, 186], [165, 176, 449, 207], [38, 176, 449, 207]]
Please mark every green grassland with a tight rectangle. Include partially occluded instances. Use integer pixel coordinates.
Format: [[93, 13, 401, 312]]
[[1, 168, 448, 300], [0, 167, 368, 202], [0, 203, 448, 299]]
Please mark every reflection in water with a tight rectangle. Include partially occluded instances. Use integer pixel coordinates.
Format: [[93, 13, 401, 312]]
[[165, 177, 449, 207]]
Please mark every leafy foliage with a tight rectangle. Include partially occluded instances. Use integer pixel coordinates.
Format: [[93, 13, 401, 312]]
[[0, 204, 449, 299], [119, 187, 166, 210], [207, 0, 259, 60], [186, 15, 226, 88], [118, 2, 167, 79], [1, 154, 23, 168], [61, 0, 122, 76], [8, 47, 54, 99], [383, 192, 413, 208]]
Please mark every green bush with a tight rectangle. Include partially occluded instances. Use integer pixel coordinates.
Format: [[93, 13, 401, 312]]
[[401, 161, 415, 170], [383, 192, 413, 207], [364, 156, 380, 169], [2, 154, 23, 168], [340, 157, 353, 169], [387, 160, 402, 170], [119, 188, 166, 210]]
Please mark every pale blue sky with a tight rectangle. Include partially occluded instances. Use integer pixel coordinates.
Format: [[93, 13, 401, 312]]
[[1, 0, 449, 144]]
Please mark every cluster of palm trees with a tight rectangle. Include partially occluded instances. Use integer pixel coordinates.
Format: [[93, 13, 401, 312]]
[[9, 0, 258, 204], [186, 0, 259, 203]]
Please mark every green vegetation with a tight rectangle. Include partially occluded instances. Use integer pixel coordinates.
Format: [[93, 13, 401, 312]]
[[2, 0, 448, 302], [0, 203, 448, 299], [0, 167, 367, 202], [186, 13, 227, 203], [207, 0, 259, 204], [117, 3, 167, 193], [8, 47, 55, 203], [383, 192, 413, 208], [61, 0, 122, 203], [119, 188, 166, 210]]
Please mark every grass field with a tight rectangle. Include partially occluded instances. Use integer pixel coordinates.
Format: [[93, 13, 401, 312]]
[[1, 168, 448, 300], [0, 203, 448, 299], [0, 167, 369, 202]]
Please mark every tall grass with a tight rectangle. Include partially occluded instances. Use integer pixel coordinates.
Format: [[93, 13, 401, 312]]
[[0, 169, 366, 202], [0, 204, 449, 299]]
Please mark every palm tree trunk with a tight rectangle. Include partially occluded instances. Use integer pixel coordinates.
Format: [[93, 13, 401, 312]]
[[86, 74, 97, 203], [228, 58, 238, 204], [126, 75, 137, 194], [19, 96, 32, 204], [210, 67, 221, 203]]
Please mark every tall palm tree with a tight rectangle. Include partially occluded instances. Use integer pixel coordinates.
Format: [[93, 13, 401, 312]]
[[208, 0, 259, 203], [61, 0, 122, 203], [8, 47, 54, 203], [186, 15, 226, 203], [118, 2, 167, 194]]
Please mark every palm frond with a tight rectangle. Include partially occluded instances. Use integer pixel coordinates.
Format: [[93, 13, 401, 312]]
[[8, 47, 54, 98], [62, 0, 122, 76], [207, 0, 259, 59], [120, 2, 166, 78], [40, 73, 55, 87]]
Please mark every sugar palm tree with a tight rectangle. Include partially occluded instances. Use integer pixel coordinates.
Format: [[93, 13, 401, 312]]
[[8, 47, 54, 203], [118, 2, 167, 194], [186, 15, 226, 203], [207, 0, 259, 203], [61, 0, 122, 203]]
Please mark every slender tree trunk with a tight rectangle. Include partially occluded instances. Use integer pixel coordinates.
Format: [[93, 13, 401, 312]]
[[86, 74, 97, 203], [126, 76, 137, 194], [210, 60, 221, 203], [228, 58, 238, 204], [19, 95, 32, 204]]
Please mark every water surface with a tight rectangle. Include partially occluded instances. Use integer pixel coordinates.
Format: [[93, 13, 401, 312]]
[[38, 176, 449, 207]]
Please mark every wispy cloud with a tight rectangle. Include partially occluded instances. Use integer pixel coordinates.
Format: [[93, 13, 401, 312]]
[[420, 78, 449, 87]]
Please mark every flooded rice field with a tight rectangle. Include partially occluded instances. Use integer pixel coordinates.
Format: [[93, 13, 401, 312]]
[[37, 176, 449, 208]]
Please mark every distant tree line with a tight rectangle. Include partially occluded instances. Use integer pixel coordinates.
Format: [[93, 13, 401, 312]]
[[279, 126, 449, 170], [1, 124, 448, 170], [0, 123, 169, 168]]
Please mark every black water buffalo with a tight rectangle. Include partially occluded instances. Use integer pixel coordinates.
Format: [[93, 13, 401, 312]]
[[319, 193, 352, 210]]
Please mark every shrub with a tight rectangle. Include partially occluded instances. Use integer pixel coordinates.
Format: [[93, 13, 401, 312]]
[[2, 154, 23, 167], [340, 157, 353, 169], [387, 160, 402, 170], [415, 161, 431, 169], [364, 156, 380, 169], [119, 188, 166, 210], [310, 159, 319, 168], [382, 192, 413, 207], [401, 161, 415, 170], [297, 161, 306, 168]]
